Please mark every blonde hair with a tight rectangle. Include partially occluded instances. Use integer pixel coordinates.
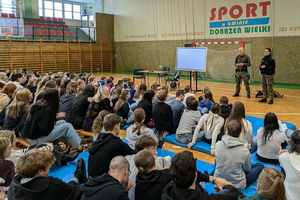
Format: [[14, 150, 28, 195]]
[[6, 89, 31, 119], [66, 82, 78, 94], [0, 137, 11, 161], [92, 110, 111, 134], [0, 72, 7, 82], [36, 76, 51, 94], [0, 130, 15, 147], [91, 86, 110, 103], [258, 167, 286, 200], [132, 108, 146, 135], [114, 90, 129, 112], [16, 148, 55, 178]]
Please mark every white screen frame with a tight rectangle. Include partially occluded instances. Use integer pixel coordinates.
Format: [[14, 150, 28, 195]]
[[175, 47, 207, 72]]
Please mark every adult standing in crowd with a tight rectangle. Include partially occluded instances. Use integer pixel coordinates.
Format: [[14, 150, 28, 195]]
[[233, 47, 251, 98], [259, 48, 276, 104]]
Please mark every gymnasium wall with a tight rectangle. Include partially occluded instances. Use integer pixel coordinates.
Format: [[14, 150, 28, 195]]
[[105, 0, 300, 84]]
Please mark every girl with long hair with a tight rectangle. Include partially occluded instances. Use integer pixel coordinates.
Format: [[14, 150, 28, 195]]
[[137, 90, 155, 127], [130, 83, 147, 111], [198, 90, 215, 114], [239, 167, 286, 200], [111, 85, 123, 108], [188, 103, 224, 156], [225, 101, 256, 153], [83, 86, 112, 132], [66, 84, 95, 129], [58, 82, 78, 120], [114, 90, 130, 127], [0, 83, 17, 112], [21, 88, 86, 152], [34, 76, 51, 101], [0, 137, 14, 199], [256, 112, 288, 165], [126, 108, 158, 149], [3, 89, 32, 133], [92, 110, 111, 141]]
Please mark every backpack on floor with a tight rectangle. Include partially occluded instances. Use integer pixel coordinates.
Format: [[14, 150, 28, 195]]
[[255, 90, 284, 98]]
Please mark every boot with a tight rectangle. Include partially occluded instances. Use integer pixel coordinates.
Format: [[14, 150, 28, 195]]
[[61, 152, 79, 166], [74, 158, 87, 184]]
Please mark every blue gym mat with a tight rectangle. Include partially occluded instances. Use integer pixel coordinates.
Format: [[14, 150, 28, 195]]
[[120, 125, 131, 130], [204, 181, 257, 196]]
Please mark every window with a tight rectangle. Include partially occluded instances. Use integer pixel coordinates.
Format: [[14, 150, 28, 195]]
[[39, 0, 81, 20], [89, 15, 94, 22], [1, 0, 16, 14]]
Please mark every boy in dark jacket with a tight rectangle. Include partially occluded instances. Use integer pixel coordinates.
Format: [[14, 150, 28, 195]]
[[7, 148, 86, 200], [161, 151, 243, 200], [82, 156, 130, 200], [218, 96, 232, 140], [88, 114, 136, 177]]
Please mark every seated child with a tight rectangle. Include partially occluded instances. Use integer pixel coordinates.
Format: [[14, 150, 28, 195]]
[[126, 108, 158, 149], [151, 83, 161, 105], [219, 96, 232, 139], [114, 90, 130, 127], [122, 76, 130, 89], [161, 85, 176, 105], [238, 167, 286, 200], [214, 119, 264, 190], [104, 78, 113, 91], [97, 75, 106, 86], [199, 90, 215, 114], [198, 86, 210, 102], [92, 110, 111, 141], [126, 81, 136, 105], [256, 112, 288, 165], [183, 85, 194, 107], [169, 90, 185, 127], [108, 76, 114, 88], [125, 135, 170, 200], [7, 148, 87, 200], [0, 137, 14, 199], [176, 99, 201, 144], [188, 103, 224, 156]]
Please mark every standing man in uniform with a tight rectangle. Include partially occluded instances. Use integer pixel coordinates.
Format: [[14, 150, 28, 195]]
[[233, 47, 251, 98], [259, 48, 276, 104]]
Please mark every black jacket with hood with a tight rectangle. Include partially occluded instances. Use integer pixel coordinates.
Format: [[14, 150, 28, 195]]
[[88, 133, 136, 177], [21, 102, 56, 139], [81, 173, 129, 200], [7, 175, 83, 200]]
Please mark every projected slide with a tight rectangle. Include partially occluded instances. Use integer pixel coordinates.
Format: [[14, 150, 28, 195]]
[[176, 47, 207, 72]]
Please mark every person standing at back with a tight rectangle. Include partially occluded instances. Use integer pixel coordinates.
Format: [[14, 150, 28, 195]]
[[233, 47, 251, 98], [259, 48, 276, 104]]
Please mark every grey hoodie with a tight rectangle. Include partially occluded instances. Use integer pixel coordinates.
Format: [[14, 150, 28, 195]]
[[214, 135, 251, 190], [125, 154, 170, 200], [126, 124, 158, 149], [279, 152, 300, 200]]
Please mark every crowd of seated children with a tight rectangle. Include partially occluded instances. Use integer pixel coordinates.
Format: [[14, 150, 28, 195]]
[[126, 108, 158, 149], [225, 101, 256, 153], [25, 78, 38, 101], [114, 90, 131, 127], [125, 135, 170, 200], [161, 150, 243, 200], [0, 137, 14, 200], [82, 156, 131, 200], [83, 86, 112, 132], [256, 112, 288, 165], [3, 89, 32, 135], [7, 148, 87, 200], [21, 88, 86, 152], [58, 82, 78, 120], [214, 119, 264, 190], [67, 85, 95, 129], [97, 75, 106, 86], [279, 130, 300, 200], [130, 83, 147, 111], [88, 114, 135, 177], [199, 90, 215, 114], [176, 98, 201, 144], [126, 81, 137, 105], [92, 110, 111, 141], [34, 76, 51, 101], [153, 89, 175, 147], [0, 83, 16, 112], [182, 85, 194, 107], [238, 167, 286, 200], [59, 79, 71, 97], [169, 90, 185, 127], [137, 90, 155, 128], [188, 103, 224, 156]]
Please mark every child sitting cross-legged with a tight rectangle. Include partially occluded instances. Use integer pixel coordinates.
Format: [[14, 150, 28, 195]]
[[188, 103, 224, 156], [214, 119, 264, 190]]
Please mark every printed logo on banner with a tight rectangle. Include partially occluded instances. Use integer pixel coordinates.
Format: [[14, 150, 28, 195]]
[[209, 1, 271, 35]]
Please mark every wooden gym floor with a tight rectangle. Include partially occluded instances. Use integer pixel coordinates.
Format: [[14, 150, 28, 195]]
[[94, 72, 300, 164]]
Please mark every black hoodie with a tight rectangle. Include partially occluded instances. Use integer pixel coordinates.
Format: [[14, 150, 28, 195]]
[[21, 102, 56, 139], [81, 173, 129, 200], [161, 181, 243, 200], [88, 133, 136, 177], [259, 55, 276, 75], [7, 175, 83, 200], [135, 169, 172, 200]]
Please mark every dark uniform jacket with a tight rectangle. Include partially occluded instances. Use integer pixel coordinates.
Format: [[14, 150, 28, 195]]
[[259, 55, 276, 75], [235, 54, 251, 72]]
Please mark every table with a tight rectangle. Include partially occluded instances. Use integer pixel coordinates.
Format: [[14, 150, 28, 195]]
[[138, 70, 169, 87]]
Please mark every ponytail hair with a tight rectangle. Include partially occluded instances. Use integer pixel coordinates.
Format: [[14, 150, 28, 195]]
[[258, 167, 286, 200], [132, 108, 146, 135], [92, 110, 111, 134], [114, 90, 129, 112]]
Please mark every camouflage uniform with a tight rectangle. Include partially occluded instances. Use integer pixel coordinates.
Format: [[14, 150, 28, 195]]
[[259, 55, 276, 101], [234, 54, 251, 95]]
